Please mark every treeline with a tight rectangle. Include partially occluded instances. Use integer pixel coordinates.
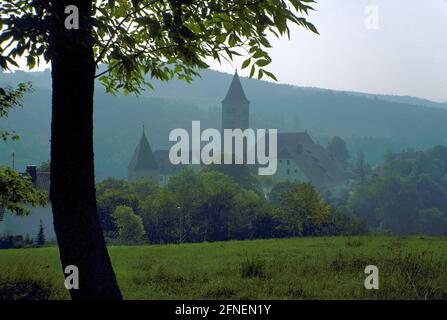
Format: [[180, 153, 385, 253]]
[[347, 145, 447, 236], [96, 145, 447, 243], [97, 169, 366, 245]]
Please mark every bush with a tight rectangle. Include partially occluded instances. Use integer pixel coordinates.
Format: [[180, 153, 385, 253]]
[[0, 235, 34, 249], [113, 206, 145, 244]]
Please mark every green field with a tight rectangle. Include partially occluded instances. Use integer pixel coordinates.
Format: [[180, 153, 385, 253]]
[[1, 236, 446, 300]]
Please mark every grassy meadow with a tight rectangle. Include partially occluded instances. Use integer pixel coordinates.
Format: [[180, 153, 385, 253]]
[[0, 236, 446, 300]]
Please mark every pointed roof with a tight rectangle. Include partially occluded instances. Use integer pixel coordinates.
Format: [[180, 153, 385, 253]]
[[222, 71, 250, 104], [128, 127, 159, 171]]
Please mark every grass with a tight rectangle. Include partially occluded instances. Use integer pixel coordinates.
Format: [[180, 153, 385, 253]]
[[0, 236, 446, 300]]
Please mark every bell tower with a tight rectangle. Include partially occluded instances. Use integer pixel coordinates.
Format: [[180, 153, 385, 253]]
[[221, 71, 250, 131], [128, 124, 159, 184]]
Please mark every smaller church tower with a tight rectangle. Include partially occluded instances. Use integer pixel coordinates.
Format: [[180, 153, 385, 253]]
[[222, 71, 250, 131], [128, 125, 159, 184]]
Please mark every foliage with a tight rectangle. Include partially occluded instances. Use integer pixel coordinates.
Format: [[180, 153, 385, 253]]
[[351, 150, 371, 184], [96, 178, 157, 233], [270, 182, 332, 236], [98, 189, 139, 233], [152, 169, 251, 242], [0, 83, 47, 216], [99, 170, 364, 244], [112, 205, 146, 243], [327, 207, 368, 236], [348, 146, 447, 236], [140, 189, 182, 244], [326, 136, 349, 168], [38, 161, 51, 172], [203, 163, 263, 196], [0, 235, 34, 249], [97, 178, 159, 200], [169, 170, 275, 241], [0, 0, 318, 94], [0, 83, 31, 141], [0, 166, 48, 216]]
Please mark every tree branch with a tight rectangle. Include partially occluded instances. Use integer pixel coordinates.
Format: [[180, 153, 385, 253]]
[[94, 44, 179, 79], [94, 0, 162, 65]]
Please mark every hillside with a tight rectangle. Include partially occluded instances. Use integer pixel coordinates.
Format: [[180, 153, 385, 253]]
[[1, 69, 447, 180]]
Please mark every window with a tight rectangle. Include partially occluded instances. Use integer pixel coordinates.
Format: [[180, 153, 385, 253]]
[[287, 159, 290, 165], [287, 169, 290, 175]]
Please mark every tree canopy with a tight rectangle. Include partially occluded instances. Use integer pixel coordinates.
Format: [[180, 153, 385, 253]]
[[348, 146, 447, 236], [0, 83, 47, 215], [1, 0, 318, 93], [0, 167, 48, 215], [327, 136, 349, 168], [0, 83, 31, 141], [113, 205, 145, 243]]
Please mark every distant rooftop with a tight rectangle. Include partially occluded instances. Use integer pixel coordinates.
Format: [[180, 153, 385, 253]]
[[222, 71, 250, 104], [128, 129, 159, 171]]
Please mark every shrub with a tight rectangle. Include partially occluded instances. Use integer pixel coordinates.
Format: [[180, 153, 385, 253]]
[[0, 235, 34, 249], [113, 206, 145, 244]]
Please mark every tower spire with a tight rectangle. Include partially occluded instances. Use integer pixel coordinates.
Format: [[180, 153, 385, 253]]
[[221, 71, 250, 131], [222, 71, 250, 104]]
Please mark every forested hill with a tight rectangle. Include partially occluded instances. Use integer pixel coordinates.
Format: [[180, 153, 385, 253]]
[[1, 69, 446, 180]]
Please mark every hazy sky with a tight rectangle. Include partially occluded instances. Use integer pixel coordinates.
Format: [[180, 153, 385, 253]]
[[11, 0, 447, 102], [210, 0, 447, 102]]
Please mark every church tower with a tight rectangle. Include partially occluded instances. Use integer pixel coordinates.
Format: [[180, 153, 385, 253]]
[[128, 125, 159, 184], [222, 71, 250, 131]]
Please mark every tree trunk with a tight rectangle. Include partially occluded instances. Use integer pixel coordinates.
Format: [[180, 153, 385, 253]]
[[49, 1, 122, 300]]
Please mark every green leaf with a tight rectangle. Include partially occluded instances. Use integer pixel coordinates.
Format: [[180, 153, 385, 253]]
[[242, 58, 251, 69], [263, 70, 278, 81], [249, 65, 256, 78], [256, 59, 271, 67]]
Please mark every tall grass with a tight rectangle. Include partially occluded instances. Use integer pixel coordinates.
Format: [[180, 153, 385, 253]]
[[0, 236, 446, 300]]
